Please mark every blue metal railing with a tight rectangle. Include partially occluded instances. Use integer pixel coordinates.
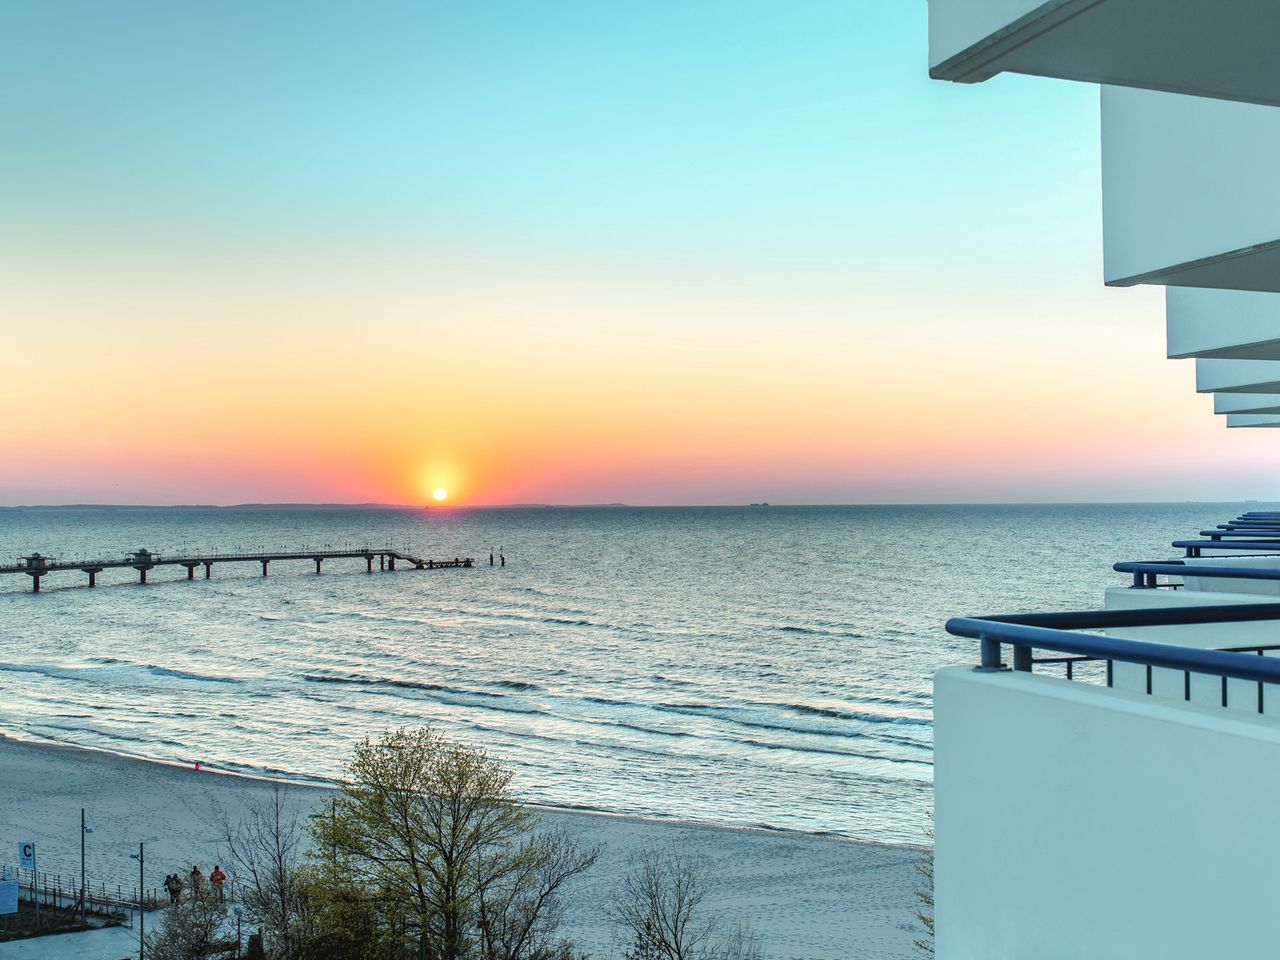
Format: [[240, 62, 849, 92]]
[[1200, 530, 1280, 539], [941, 515, 1280, 712], [1172, 539, 1280, 557], [1113, 558, 1280, 588], [945, 603, 1280, 712]]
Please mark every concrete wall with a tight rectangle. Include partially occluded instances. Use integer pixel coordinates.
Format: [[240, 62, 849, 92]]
[[935, 667, 1280, 959], [1102, 86, 1280, 289]]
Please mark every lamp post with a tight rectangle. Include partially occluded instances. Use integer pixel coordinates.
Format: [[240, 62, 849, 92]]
[[80, 809, 93, 926], [130, 843, 144, 960]]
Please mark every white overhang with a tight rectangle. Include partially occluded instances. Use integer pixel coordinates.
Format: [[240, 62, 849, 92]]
[[1214, 394, 1280, 416], [1167, 288, 1280, 360], [1196, 359, 1280, 395], [929, 0, 1280, 107], [1102, 86, 1280, 292], [1226, 415, 1280, 428]]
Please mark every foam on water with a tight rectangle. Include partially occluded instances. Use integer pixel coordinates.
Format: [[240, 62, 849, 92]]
[[0, 502, 1260, 842]]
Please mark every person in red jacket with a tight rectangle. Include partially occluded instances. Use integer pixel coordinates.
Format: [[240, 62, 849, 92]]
[[209, 864, 226, 900]]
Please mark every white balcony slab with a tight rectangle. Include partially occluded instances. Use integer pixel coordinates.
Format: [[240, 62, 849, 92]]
[[1167, 288, 1280, 360], [1214, 393, 1280, 415], [929, 0, 1280, 106], [1196, 359, 1280, 395], [1227, 414, 1280, 428], [1103, 87, 1280, 292], [935, 667, 1280, 960]]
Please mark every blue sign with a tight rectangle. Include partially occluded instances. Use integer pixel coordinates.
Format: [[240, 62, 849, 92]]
[[17, 843, 33, 870], [0, 879, 17, 915]]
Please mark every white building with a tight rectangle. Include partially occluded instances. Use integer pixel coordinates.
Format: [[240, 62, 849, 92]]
[[928, 3, 1280, 956]]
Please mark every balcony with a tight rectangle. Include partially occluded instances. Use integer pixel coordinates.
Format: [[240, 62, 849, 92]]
[[1166, 288, 1280, 361], [1213, 393, 1280, 415], [1195, 359, 1280, 395], [1102, 87, 1280, 292], [935, 514, 1280, 958], [1226, 414, 1280, 428], [929, 0, 1280, 107]]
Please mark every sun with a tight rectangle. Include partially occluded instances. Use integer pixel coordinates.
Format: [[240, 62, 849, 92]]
[[432, 487, 448, 502]]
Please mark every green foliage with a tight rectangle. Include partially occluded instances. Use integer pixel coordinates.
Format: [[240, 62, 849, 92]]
[[308, 726, 598, 960], [292, 860, 395, 960]]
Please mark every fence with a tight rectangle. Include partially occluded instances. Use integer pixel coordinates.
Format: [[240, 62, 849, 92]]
[[0, 863, 164, 919]]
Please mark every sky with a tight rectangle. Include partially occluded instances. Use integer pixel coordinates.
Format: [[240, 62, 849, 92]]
[[2, 1, 1275, 506]]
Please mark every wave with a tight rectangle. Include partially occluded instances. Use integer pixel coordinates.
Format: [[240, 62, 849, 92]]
[[491, 679, 542, 691], [647, 700, 931, 740], [0, 660, 243, 686], [299, 673, 550, 719], [774, 701, 930, 726]]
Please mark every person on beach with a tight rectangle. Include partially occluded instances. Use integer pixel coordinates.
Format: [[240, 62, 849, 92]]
[[210, 864, 226, 900], [190, 865, 203, 892]]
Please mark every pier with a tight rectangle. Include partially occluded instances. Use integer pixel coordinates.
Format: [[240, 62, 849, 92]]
[[2, 548, 474, 592]]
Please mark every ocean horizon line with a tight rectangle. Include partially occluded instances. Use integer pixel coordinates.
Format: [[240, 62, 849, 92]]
[[0, 498, 1274, 512]]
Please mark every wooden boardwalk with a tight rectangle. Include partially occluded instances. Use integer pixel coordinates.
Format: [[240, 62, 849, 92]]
[[1, 547, 474, 592]]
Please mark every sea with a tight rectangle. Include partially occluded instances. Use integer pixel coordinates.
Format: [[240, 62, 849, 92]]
[[0, 502, 1261, 845]]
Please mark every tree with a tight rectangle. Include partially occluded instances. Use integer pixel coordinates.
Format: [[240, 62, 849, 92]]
[[912, 811, 934, 957], [292, 859, 392, 960], [144, 885, 229, 960], [312, 726, 598, 960], [611, 845, 762, 960], [220, 783, 309, 958]]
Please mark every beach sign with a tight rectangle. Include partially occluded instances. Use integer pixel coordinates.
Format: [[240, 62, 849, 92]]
[[17, 843, 33, 870], [0, 879, 15, 915]]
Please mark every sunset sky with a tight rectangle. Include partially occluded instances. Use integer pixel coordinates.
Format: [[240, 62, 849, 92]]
[[3, 1, 1276, 506]]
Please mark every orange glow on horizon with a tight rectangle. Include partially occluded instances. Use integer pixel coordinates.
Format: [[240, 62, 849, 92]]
[[5, 249, 1280, 506]]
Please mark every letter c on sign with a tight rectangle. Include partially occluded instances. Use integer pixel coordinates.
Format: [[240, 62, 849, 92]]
[[21, 845, 31, 860]]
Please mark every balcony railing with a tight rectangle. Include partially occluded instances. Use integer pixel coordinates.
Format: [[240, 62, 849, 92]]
[[1113, 558, 1280, 589], [945, 602, 1280, 714]]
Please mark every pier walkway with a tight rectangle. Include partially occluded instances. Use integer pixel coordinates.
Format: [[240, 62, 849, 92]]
[[2, 547, 473, 592]]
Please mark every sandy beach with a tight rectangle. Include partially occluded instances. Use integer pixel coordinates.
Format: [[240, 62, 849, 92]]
[[0, 734, 922, 959]]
